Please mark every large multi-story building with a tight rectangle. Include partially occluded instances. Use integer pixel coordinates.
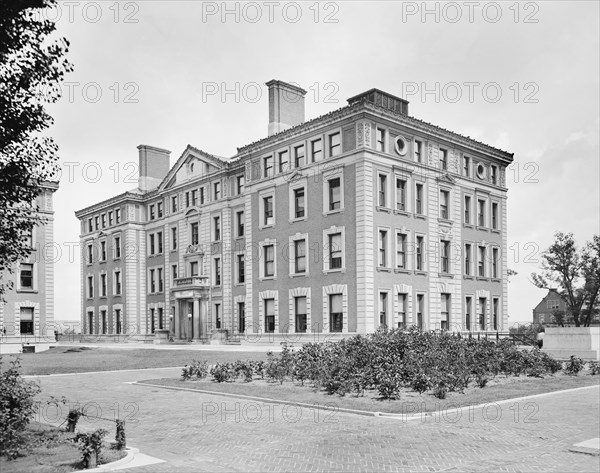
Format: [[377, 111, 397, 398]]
[[75, 80, 513, 342], [0, 182, 59, 353]]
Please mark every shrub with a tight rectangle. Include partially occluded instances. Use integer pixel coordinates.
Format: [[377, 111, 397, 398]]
[[588, 361, 600, 375], [115, 419, 126, 450], [233, 360, 254, 382], [181, 360, 209, 381], [564, 355, 585, 375], [67, 408, 83, 433], [540, 352, 563, 374], [0, 357, 41, 460], [210, 362, 236, 382], [75, 428, 108, 469]]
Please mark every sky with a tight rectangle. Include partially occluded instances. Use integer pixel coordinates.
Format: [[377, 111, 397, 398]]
[[40, 0, 599, 326]]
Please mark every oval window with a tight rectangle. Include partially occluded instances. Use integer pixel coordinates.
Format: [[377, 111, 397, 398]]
[[394, 135, 408, 156], [476, 163, 486, 179]]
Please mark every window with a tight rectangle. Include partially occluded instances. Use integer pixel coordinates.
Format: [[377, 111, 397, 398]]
[[440, 190, 449, 219], [20, 263, 33, 289], [172, 196, 178, 212], [151, 308, 156, 333], [264, 299, 275, 333], [114, 236, 121, 259], [158, 308, 164, 330], [214, 258, 221, 286], [294, 144, 305, 167], [185, 192, 190, 208], [214, 182, 221, 200], [115, 309, 122, 334], [87, 244, 93, 264], [101, 214, 106, 228], [440, 148, 448, 170], [157, 202, 163, 218], [190, 261, 198, 277], [479, 297, 486, 330], [294, 239, 306, 274], [88, 218, 93, 232], [95, 216, 99, 230], [100, 310, 107, 334], [464, 195, 471, 224], [294, 188, 305, 219], [414, 140, 422, 163], [465, 297, 472, 331], [87, 311, 94, 334], [191, 190, 198, 206], [492, 298, 499, 330], [547, 300, 560, 310], [100, 241, 107, 261], [236, 211, 245, 237], [20, 308, 34, 335], [465, 243, 472, 275], [114, 271, 121, 295], [329, 294, 343, 332], [157, 232, 163, 254], [329, 233, 342, 270], [478, 246, 486, 277], [237, 175, 245, 194], [238, 302, 246, 333], [416, 236, 424, 271], [396, 178, 407, 211], [311, 138, 322, 162], [441, 293, 450, 330], [328, 177, 341, 211], [491, 165, 498, 185], [213, 216, 221, 241], [478, 199, 486, 227], [376, 128, 386, 152], [491, 202, 499, 230], [172, 264, 178, 283], [441, 240, 450, 273], [264, 245, 275, 277], [492, 247, 499, 278], [191, 222, 199, 245], [149, 234, 155, 255], [329, 132, 341, 157], [416, 294, 424, 329], [200, 187, 205, 205], [87, 276, 94, 298], [171, 227, 177, 251], [263, 196, 274, 226], [415, 183, 424, 214], [378, 230, 388, 267], [215, 304, 221, 329], [149, 205, 155, 220], [463, 156, 470, 177], [263, 155, 274, 178], [379, 292, 388, 327], [158, 268, 164, 292], [237, 254, 245, 284], [295, 296, 307, 333], [397, 293, 407, 329], [396, 233, 407, 269], [278, 150, 289, 173], [108, 211, 113, 226], [149, 269, 156, 293], [100, 274, 107, 297], [115, 209, 121, 224], [378, 174, 387, 207]]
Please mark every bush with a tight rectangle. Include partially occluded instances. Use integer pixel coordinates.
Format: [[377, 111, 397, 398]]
[[181, 360, 209, 381], [588, 361, 600, 375], [210, 362, 236, 382], [115, 420, 126, 450], [75, 428, 108, 469], [564, 355, 585, 375], [0, 357, 41, 460]]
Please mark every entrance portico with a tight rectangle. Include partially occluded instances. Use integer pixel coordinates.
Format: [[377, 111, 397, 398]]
[[171, 276, 209, 340]]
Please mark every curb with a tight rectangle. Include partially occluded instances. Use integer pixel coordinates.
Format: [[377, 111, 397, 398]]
[[72, 446, 139, 472]]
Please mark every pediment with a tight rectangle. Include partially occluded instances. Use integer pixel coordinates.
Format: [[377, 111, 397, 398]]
[[159, 145, 226, 191], [436, 173, 457, 185]]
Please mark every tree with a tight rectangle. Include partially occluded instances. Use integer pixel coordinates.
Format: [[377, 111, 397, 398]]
[[0, 0, 72, 299], [531, 232, 600, 327]]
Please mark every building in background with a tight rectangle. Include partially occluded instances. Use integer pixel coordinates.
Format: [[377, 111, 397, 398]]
[[0, 182, 59, 353], [75, 80, 513, 342]]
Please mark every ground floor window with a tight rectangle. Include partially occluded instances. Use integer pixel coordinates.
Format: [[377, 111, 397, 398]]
[[215, 304, 221, 329], [101, 310, 107, 334], [115, 309, 122, 334], [20, 307, 34, 335], [264, 298, 275, 333], [158, 307, 164, 330], [295, 296, 307, 333], [329, 294, 343, 333], [416, 294, 424, 330], [238, 302, 245, 333], [88, 311, 93, 334], [479, 297, 486, 330], [151, 308, 155, 333]]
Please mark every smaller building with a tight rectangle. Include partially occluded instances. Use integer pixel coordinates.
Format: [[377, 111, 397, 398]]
[[532, 288, 569, 325]]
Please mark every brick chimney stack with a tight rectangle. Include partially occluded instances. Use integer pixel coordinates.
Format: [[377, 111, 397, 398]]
[[266, 80, 307, 136], [137, 145, 171, 192]]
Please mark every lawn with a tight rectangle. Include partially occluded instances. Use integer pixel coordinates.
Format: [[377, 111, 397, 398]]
[[0, 422, 126, 473], [139, 371, 600, 415], [3, 346, 267, 376]]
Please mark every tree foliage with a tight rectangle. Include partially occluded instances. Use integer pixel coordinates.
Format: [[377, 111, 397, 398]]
[[531, 232, 600, 326], [0, 0, 72, 298]]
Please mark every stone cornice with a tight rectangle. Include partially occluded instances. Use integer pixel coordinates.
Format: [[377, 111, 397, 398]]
[[74, 191, 144, 218]]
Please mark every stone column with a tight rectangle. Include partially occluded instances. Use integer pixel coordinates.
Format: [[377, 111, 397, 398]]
[[193, 298, 200, 340], [200, 298, 208, 338], [174, 301, 180, 339]]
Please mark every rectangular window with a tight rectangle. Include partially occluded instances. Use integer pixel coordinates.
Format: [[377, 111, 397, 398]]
[[185, 192, 190, 208], [417, 294, 424, 329], [101, 214, 106, 228], [329, 233, 342, 269], [464, 195, 471, 224], [465, 243, 472, 275], [171, 227, 177, 250], [264, 298, 275, 333], [478, 246, 486, 277], [294, 144, 305, 167], [149, 269, 155, 293], [263, 196, 274, 226], [415, 184, 423, 214], [115, 208, 122, 224], [237, 254, 245, 283], [158, 307, 164, 330], [214, 182, 221, 200], [100, 241, 107, 261], [115, 309, 121, 334], [441, 240, 450, 273], [278, 150, 289, 173], [492, 247, 499, 278], [238, 302, 246, 333], [464, 156, 470, 177], [88, 218, 93, 232], [101, 310, 107, 334], [440, 190, 449, 219], [396, 178, 406, 211], [200, 187, 205, 205], [415, 140, 422, 163], [479, 297, 486, 330], [294, 188, 305, 218], [492, 298, 499, 330], [294, 239, 306, 273], [87, 244, 93, 264], [172, 196, 178, 213], [158, 267, 164, 292], [295, 296, 307, 333], [416, 236, 424, 271], [20, 263, 33, 289], [263, 155, 274, 178], [108, 211, 113, 226], [157, 232, 163, 254], [491, 165, 498, 185], [114, 236, 121, 259], [215, 304, 221, 329], [214, 216, 221, 241], [441, 293, 450, 330], [440, 149, 448, 170], [149, 206, 155, 220], [237, 175, 245, 195], [190, 261, 198, 277], [311, 138, 322, 162], [87, 276, 94, 298], [328, 177, 341, 211], [379, 292, 388, 327], [236, 211, 245, 237], [465, 297, 472, 331], [115, 271, 121, 295], [172, 264, 178, 283], [214, 258, 221, 286], [329, 294, 343, 332], [150, 308, 155, 333], [264, 245, 275, 277], [376, 128, 386, 152], [491, 202, 499, 230], [95, 216, 99, 230], [379, 230, 388, 267], [191, 222, 199, 246], [157, 202, 163, 218], [191, 190, 197, 206], [397, 293, 407, 329], [396, 233, 407, 269], [378, 174, 387, 207], [478, 199, 486, 227], [100, 274, 107, 297], [329, 132, 341, 157], [149, 234, 155, 255]]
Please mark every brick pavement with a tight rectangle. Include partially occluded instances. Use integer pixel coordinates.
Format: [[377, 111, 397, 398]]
[[31, 368, 600, 472]]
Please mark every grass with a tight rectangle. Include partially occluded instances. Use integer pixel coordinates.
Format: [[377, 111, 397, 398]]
[[139, 371, 600, 414], [0, 422, 126, 473], [5, 347, 267, 376]]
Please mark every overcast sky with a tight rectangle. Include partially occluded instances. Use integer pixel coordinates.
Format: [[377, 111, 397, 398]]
[[43, 0, 599, 326]]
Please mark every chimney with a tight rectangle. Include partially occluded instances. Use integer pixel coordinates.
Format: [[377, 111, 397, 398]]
[[266, 80, 307, 136], [137, 145, 171, 192]]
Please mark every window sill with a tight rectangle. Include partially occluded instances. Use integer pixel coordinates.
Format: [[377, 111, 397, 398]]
[[413, 270, 427, 276], [234, 282, 246, 287], [477, 277, 490, 282], [289, 272, 309, 278], [113, 257, 121, 261], [439, 273, 454, 279], [438, 218, 453, 225], [463, 275, 475, 280], [491, 229, 501, 234], [376, 267, 392, 273], [289, 217, 307, 224], [235, 235, 245, 240], [414, 214, 427, 220], [259, 224, 275, 230], [259, 277, 277, 282], [323, 209, 344, 217], [476, 227, 489, 232], [17, 289, 38, 294], [393, 209, 410, 217], [376, 206, 392, 213], [463, 224, 474, 229], [491, 278, 502, 283], [323, 268, 345, 275], [394, 269, 411, 274]]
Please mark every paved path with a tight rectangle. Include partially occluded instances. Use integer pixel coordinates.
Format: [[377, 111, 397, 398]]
[[32, 369, 600, 472]]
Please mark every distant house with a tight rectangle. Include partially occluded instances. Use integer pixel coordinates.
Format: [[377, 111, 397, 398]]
[[532, 289, 568, 325]]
